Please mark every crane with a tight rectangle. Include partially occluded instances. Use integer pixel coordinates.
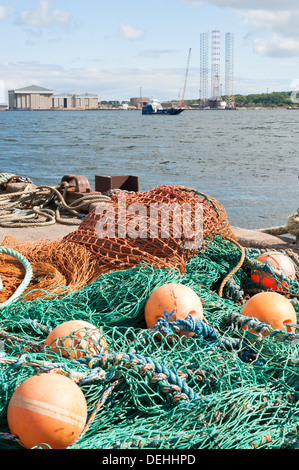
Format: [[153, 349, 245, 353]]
[[180, 48, 191, 108]]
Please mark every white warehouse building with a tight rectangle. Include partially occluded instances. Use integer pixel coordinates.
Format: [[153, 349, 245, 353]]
[[8, 85, 53, 110], [52, 93, 99, 109], [8, 85, 99, 110]]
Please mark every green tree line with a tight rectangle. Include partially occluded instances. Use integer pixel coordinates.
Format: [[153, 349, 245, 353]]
[[185, 91, 297, 108], [225, 91, 295, 108]]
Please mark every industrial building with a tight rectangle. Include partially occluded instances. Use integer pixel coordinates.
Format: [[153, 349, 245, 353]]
[[129, 97, 149, 109], [8, 85, 99, 110], [8, 85, 53, 110], [52, 93, 99, 109]]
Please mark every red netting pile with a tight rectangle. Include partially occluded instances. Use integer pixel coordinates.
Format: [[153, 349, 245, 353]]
[[0, 185, 237, 302], [64, 185, 237, 275]]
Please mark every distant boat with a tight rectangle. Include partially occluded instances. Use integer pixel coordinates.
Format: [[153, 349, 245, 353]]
[[142, 99, 184, 115]]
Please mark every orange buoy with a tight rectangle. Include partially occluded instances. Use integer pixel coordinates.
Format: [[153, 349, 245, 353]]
[[44, 320, 107, 360], [144, 283, 204, 337], [7, 373, 87, 449], [251, 251, 296, 292], [241, 291, 297, 333]]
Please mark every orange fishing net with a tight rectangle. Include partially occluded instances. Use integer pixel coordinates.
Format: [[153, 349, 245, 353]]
[[0, 235, 100, 302], [0, 185, 236, 303], [65, 185, 236, 275]]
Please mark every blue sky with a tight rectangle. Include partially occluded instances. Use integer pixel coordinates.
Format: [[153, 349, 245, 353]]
[[1, 0, 299, 102]]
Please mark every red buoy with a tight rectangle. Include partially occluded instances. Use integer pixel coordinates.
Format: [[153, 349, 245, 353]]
[[7, 373, 87, 449], [251, 251, 296, 292], [241, 291, 297, 333], [144, 283, 204, 337], [44, 320, 107, 359]]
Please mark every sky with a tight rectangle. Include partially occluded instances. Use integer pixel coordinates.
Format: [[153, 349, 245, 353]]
[[1, 0, 299, 103]]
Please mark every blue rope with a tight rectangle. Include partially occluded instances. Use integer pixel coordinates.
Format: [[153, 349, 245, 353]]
[[151, 311, 242, 350], [125, 352, 198, 399], [79, 351, 199, 401], [151, 310, 217, 338], [0, 246, 33, 309]]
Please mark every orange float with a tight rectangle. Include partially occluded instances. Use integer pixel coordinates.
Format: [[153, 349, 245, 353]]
[[44, 320, 107, 359], [7, 373, 87, 449], [251, 251, 296, 292], [241, 291, 297, 333], [144, 283, 204, 337]]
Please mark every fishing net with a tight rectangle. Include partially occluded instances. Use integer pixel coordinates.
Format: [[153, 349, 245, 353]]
[[0, 186, 298, 450], [0, 185, 236, 302], [0, 235, 101, 301], [64, 185, 237, 275]]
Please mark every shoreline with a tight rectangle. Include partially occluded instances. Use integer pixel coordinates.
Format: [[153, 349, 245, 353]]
[[1, 176, 297, 252], [1, 106, 298, 111]]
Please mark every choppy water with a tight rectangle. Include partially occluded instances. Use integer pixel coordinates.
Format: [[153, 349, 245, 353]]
[[0, 108, 298, 229]]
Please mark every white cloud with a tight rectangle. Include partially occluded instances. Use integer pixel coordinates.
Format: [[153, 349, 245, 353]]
[[180, 0, 299, 57], [119, 22, 145, 40], [0, 60, 199, 101], [254, 35, 299, 57], [138, 49, 177, 58], [0, 5, 14, 19], [182, 0, 299, 58], [16, 0, 71, 28], [240, 9, 299, 36], [1, 58, 296, 102], [180, 0, 299, 9], [236, 8, 299, 57]]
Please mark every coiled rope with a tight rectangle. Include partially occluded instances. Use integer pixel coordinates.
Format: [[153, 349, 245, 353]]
[[258, 209, 299, 244], [0, 183, 111, 227], [0, 247, 33, 309]]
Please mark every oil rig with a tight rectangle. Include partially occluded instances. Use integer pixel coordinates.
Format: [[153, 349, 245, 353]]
[[200, 30, 235, 109]]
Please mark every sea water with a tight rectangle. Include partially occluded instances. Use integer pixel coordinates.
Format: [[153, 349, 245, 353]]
[[0, 108, 298, 229]]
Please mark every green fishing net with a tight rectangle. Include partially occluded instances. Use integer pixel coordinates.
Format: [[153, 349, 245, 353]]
[[0, 235, 298, 449]]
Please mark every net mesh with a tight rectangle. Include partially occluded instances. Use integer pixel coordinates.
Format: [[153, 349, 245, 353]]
[[0, 235, 101, 301], [0, 185, 236, 301], [0, 186, 298, 450], [64, 185, 237, 275]]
